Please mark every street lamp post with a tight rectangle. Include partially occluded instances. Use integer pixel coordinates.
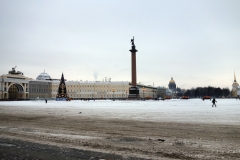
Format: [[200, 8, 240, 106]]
[[112, 88, 116, 101], [142, 87, 146, 101]]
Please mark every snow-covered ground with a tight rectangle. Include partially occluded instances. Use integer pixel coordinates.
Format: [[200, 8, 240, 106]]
[[0, 99, 239, 125]]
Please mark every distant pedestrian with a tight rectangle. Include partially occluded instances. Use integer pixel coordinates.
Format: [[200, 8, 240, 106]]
[[212, 98, 217, 107], [45, 99, 47, 104]]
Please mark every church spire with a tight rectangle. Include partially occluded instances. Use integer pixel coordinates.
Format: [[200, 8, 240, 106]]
[[234, 70, 237, 82]]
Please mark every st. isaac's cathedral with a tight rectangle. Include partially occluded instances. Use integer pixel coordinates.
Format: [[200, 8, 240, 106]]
[[168, 77, 176, 91], [166, 77, 177, 97]]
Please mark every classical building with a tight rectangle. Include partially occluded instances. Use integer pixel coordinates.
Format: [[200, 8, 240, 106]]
[[166, 88, 173, 97], [237, 88, 240, 98], [28, 71, 158, 100], [1, 68, 157, 100], [0, 67, 32, 99], [231, 71, 239, 97], [156, 87, 167, 98], [168, 77, 176, 91], [167, 77, 178, 98], [137, 84, 157, 99], [29, 80, 157, 100], [28, 80, 52, 99], [36, 70, 51, 80], [29, 72, 130, 100]]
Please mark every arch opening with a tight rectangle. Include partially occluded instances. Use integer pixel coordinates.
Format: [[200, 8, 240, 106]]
[[8, 83, 24, 100]]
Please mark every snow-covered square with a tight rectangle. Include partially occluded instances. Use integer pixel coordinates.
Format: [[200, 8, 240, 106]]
[[1, 99, 239, 124]]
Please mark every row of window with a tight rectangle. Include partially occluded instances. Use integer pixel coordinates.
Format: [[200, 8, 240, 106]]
[[51, 94, 128, 98], [30, 90, 129, 93]]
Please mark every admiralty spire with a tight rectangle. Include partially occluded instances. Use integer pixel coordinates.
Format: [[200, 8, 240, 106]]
[[231, 70, 239, 97]]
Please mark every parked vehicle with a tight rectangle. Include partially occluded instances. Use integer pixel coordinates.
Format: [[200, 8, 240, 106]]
[[202, 96, 211, 100], [182, 96, 189, 99]]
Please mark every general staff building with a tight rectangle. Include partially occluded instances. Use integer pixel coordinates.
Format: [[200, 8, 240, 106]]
[[1, 68, 157, 100]]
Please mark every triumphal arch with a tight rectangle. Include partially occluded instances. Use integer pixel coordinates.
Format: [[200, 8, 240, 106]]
[[0, 67, 32, 100]]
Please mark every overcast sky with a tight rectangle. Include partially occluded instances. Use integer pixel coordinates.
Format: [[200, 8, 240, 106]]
[[0, 0, 239, 89]]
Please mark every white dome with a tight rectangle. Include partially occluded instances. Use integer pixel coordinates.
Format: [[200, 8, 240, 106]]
[[36, 71, 51, 80]]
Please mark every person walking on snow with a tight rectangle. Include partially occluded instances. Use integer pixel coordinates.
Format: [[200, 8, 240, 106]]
[[212, 98, 217, 107]]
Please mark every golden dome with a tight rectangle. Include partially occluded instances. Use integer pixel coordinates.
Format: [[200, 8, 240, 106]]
[[169, 77, 175, 84]]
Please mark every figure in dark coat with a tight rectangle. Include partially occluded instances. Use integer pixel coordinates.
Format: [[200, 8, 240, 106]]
[[212, 98, 217, 107]]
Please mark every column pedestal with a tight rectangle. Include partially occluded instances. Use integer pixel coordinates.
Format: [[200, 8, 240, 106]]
[[128, 86, 140, 99]]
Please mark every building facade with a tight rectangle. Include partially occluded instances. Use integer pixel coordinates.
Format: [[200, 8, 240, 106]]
[[231, 71, 239, 97], [29, 79, 157, 100], [156, 87, 167, 98], [1, 69, 158, 100], [28, 72, 157, 100], [0, 67, 31, 99]]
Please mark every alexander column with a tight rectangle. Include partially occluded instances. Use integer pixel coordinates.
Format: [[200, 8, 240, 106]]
[[128, 37, 140, 99]]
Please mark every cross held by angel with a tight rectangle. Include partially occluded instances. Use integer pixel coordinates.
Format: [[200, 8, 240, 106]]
[[131, 36, 135, 46]]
